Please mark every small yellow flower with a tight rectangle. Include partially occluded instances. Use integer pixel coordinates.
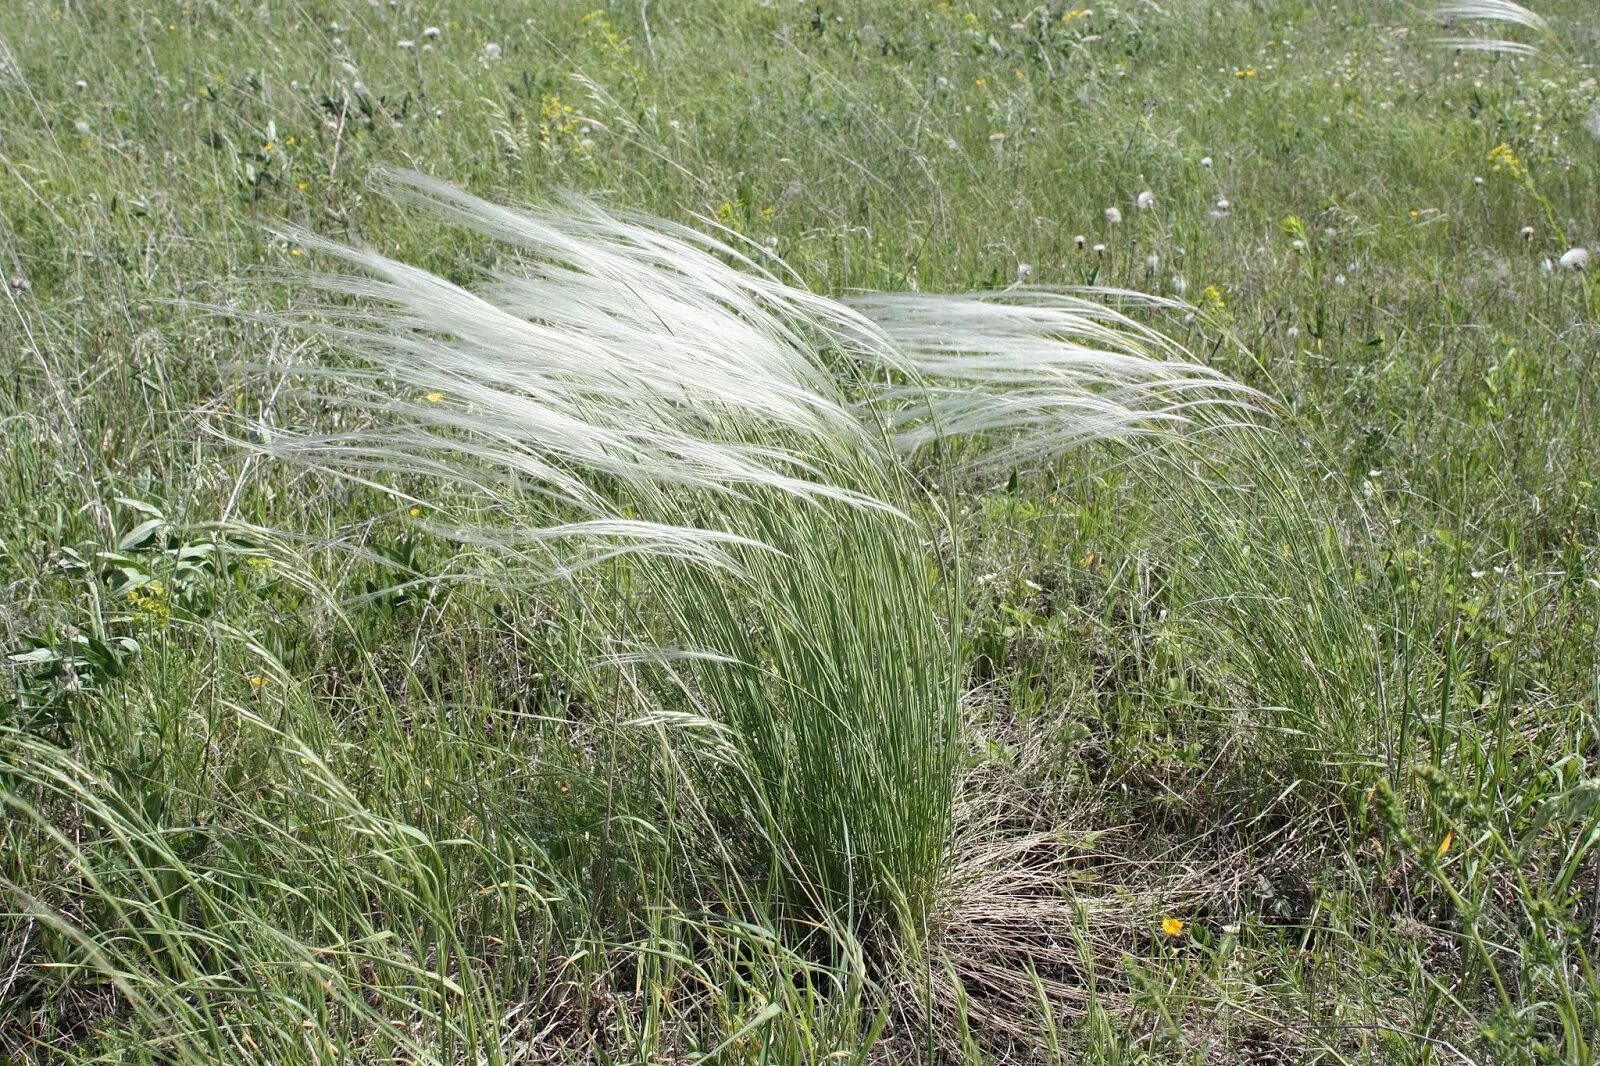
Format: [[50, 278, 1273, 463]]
[[1161, 917, 1185, 938], [284, 136, 296, 146], [248, 674, 270, 688], [425, 391, 445, 403], [1064, 9, 1091, 22], [262, 141, 276, 153], [297, 181, 309, 192], [290, 248, 303, 257], [1233, 67, 1258, 79], [408, 506, 423, 518], [1436, 831, 1453, 859], [1488, 143, 1527, 180]]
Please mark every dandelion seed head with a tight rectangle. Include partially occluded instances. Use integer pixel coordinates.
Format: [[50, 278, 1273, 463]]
[[484, 42, 502, 59], [1104, 206, 1122, 224], [1200, 155, 1213, 168], [1136, 190, 1155, 210], [423, 25, 441, 38], [1074, 234, 1087, 249], [1559, 247, 1589, 270], [1092, 243, 1106, 255]]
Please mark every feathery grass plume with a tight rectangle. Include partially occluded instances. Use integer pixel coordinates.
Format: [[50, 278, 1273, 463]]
[[1434, 1, 1551, 56], [248, 170, 1247, 947]]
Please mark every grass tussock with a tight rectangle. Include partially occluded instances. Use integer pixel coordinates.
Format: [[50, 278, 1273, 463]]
[[3, 0, 1600, 1062]]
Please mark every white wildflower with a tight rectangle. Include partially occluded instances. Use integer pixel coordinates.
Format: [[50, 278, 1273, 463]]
[[1558, 247, 1589, 270], [1104, 206, 1122, 224]]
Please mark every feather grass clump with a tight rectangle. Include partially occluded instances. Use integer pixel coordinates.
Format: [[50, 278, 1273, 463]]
[[1433, 1, 1551, 55], [255, 171, 1251, 946]]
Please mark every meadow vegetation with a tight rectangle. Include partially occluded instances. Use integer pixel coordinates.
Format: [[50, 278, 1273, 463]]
[[2, 1, 1599, 1062]]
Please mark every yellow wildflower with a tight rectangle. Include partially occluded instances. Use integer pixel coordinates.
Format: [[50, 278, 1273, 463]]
[[1487, 143, 1527, 181], [425, 391, 445, 403], [1161, 917, 1185, 938], [248, 674, 270, 688]]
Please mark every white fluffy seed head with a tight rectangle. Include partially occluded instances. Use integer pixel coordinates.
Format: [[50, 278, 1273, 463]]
[[245, 170, 1256, 564], [1559, 247, 1590, 270], [1104, 206, 1122, 224], [1136, 190, 1155, 210]]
